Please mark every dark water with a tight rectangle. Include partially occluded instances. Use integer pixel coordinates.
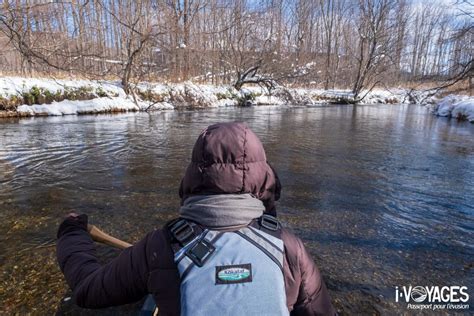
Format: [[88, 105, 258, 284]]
[[1, 104, 473, 315]]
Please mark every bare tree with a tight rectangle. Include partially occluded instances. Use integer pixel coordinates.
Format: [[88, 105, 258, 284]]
[[351, 0, 395, 100], [0, 0, 471, 96]]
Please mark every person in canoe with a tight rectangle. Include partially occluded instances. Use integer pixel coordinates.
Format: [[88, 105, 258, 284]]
[[57, 122, 336, 315]]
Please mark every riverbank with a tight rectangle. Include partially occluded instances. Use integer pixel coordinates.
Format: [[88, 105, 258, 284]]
[[0, 76, 445, 118], [431, 95, 474, 123]]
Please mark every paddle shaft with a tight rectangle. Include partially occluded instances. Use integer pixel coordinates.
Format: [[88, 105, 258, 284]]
[[87, 224, 132, 249]]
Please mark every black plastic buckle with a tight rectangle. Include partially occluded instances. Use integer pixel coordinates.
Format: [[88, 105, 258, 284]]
[[170, 220, 195, 246], [186, 238, 215, 267], [260, 214, 280, 231]]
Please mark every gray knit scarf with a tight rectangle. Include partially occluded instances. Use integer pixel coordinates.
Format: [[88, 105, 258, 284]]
[[179, 194, 265, 229]]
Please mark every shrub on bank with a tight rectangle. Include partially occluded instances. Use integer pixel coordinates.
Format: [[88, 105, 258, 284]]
[[0, 85, 119, 111]]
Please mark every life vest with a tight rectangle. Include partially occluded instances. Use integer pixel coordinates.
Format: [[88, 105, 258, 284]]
[[166, 214, 289, 316]]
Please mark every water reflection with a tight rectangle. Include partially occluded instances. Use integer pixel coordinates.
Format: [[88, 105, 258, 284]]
[[0, 105, 473, 314]]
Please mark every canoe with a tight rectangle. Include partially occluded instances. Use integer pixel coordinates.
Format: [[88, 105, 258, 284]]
[[139, 295, 158, 316]]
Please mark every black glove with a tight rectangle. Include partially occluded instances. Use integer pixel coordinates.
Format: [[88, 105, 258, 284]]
[[57, 213, 88, 239]]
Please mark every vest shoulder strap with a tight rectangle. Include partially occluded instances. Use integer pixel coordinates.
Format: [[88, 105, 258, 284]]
[[167, 218, 216, 267], [249, 214, 282, 238], [166, 214, 284, 269]]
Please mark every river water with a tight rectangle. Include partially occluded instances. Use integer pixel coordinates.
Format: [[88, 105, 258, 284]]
[[1, 104, 473, 315]]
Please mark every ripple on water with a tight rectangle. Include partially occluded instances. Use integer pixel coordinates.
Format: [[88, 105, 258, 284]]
[[0, 106, 473, 315]]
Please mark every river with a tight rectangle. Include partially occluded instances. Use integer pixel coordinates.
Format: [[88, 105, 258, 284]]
[[1, 104, 473, 315]]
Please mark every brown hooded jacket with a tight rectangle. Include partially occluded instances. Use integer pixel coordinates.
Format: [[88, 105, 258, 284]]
[[57, 122, 336, 315]]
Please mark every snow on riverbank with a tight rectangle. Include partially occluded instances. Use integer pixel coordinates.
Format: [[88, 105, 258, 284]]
[[16, 97, 173, 116], [433, 95, 474, 122], [0, 76, 459, 117], [0, 76, 124, 98]]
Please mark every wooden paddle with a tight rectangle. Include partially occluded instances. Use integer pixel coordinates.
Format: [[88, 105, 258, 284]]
[[87, 224, 132, 249]]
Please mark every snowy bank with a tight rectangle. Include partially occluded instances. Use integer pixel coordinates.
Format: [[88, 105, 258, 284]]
[[432, 95, 474, 122], [16, 97, 173, 116], [0, 77, 124, 98], [0, 76, 448, 117]]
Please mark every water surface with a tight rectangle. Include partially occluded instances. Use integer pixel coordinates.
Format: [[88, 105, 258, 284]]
[[1, 104, 473, 314]]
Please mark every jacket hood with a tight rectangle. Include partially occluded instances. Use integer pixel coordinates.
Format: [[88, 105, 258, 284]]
[[179, 122, 281, 214]]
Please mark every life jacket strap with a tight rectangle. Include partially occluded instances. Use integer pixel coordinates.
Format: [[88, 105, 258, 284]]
[[169, 218, 196, 246], [184, 237, 216, 267], [168, 215, 283, 271], [168, 219, 216, 268], [259, 214, 280, 231]]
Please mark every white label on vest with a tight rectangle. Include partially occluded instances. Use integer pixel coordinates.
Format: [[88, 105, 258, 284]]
[[215, 264, 252, 284]]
